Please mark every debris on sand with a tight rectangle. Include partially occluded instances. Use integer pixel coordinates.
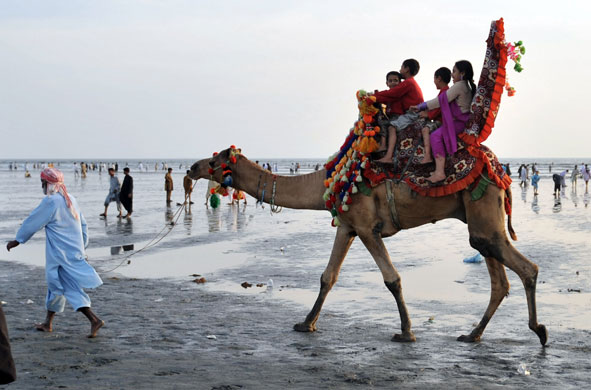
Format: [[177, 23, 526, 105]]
[[206, 335, 217, 340], [241, 282, 252, 288], [193, 277, 207, 284]]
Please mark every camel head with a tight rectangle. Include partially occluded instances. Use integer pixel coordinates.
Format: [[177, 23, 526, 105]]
[[189, 146, 243, 183]]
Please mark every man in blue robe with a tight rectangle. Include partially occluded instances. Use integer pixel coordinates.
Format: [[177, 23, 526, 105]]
[[6, 168, 104, 338]]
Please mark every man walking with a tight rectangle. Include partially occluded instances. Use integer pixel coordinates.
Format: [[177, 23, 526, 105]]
[[6, 168, 104, 338], [100, 168, 122, 217], [119, 167, 133, 218]]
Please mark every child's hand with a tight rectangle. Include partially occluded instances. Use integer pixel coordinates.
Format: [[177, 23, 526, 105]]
[[409, 105, 419, 112], [418, 111, 429, 118]]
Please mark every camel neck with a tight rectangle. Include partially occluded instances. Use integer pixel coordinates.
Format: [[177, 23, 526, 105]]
[[231, 158, 326, 210]]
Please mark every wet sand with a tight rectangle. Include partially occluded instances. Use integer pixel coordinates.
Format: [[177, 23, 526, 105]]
[[1, 169, 591, 388]]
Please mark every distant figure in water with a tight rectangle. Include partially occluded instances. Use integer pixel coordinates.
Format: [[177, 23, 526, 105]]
[[531, 170, 540, 196], [552, 173, 562, 197], [582, 164, 590, 192], [119, 167, 133, 218], [571, 165, 580, 190], [100, 168, 122, 218], [183, 170, 194, 205], [6, 168, 104, 338], [165, 168, 174, 204], [559, 169, 569, 189]]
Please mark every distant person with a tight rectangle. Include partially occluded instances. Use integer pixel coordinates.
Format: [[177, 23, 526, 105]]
[[6, 168, 104, 338], [552, 173, 562, 197], [519, 164, 528, 187], [165, 168, 174, 204], [531, 170, 540, 195], [0, 304, 16, 384], [100, 168, 122, 218], [549, 162, 553, 173], [183, 170, 194, 204], [232, 189, 247, 205], [559, 169, 569, 188], [582, 164, 590, 192], [73, 162, 80, 178], [81, 162, 87, 178], [24, 170, 31, 178], [571, 165, 580, 188], [119, 167, 133, 218], [504, 163, 511, 176]]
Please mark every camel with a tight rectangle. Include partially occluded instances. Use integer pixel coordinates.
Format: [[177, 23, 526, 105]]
[[190, 148, 548, 345]]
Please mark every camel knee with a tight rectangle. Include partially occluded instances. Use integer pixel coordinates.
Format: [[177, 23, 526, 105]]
[[384, 278, 402, 295], [320, 272, 338, 289], [522, 264, 539, 289], [469, 236, 502, 260]]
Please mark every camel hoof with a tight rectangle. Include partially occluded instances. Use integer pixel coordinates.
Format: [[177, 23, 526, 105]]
[[293, 322, 316, 333], [457, 334, 480, 343], [391, 332, 416, 342], [534, 324, 548, 346]]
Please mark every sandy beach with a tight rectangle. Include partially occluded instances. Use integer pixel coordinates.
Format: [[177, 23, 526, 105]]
[[1, 163, 591, 389]]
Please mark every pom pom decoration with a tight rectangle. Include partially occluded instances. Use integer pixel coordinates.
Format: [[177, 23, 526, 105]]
[[322, 90, 378, 226], [502, 38, 525, 95], [209, 193, 221, 208]]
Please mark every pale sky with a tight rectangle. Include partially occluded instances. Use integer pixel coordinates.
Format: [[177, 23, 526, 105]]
[[1, 0, 590, 160]]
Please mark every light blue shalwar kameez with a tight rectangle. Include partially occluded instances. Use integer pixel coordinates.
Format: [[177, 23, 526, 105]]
[[15, 194, 103, 312]]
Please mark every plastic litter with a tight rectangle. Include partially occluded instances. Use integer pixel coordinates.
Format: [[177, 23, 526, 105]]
[[267, 279, 274, 289], [206, 335, 217, 340], [517, 363, 530, 376], [463, 253, 484, 263], [25, 299, 34, 304]]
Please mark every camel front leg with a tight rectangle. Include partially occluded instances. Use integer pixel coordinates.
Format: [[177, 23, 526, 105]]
[[458, 256, 510, 342], [294, 226, 355, 332], [357, 228, 415, 342]]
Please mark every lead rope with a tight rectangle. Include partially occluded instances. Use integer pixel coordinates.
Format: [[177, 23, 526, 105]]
[[270, 175, 282, 214], [98, 200, 187, 274]]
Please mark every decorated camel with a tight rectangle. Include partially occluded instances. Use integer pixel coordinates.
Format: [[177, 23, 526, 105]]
[[190, 146, 546, 346], [189, 19, 547, 345]]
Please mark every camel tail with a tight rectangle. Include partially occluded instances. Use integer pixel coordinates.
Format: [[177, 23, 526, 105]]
[[505, 187, 517, 241]]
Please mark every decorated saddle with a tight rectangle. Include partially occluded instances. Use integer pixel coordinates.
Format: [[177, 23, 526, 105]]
[[323, 18, 520, 226]]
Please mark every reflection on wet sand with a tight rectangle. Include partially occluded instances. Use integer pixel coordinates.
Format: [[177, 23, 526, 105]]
[[552, 196, 562, 213], [531, 194, 540, 214], [183, 204, 193, 235], [110, 244, 135, 255], [584, 191, 590, 208]]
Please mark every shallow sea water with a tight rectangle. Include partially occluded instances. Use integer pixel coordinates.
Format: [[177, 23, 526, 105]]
[[1, 158, 591, 387]]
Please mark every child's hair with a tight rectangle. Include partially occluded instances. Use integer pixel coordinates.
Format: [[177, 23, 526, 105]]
[[386, 71, 402, 81], [434, 67, 451, 84], [123, 167, 130, 173], [402, 59, 420, 76], [455, 60, 476, 98]]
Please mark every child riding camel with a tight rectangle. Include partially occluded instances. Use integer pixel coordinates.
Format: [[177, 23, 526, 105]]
[[411, 60, 476, 183], [371, 59, 424, 163], [417, 67, 451, 164]]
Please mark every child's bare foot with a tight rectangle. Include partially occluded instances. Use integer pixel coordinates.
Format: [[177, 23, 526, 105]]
[[35, 322, 52, 332], [426, 171, 446, 183], [419, 155, 433, 164], [375, 155, 394, 164], [88, 319, 104, 338]]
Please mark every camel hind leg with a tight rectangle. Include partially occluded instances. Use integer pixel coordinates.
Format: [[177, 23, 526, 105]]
[[465, 189, 547, 345], [457, 256, 509, 342], [294, 226, 355, 332]]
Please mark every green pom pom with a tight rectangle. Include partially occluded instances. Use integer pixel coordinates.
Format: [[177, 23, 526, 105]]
[[210, 194, 220, 208], [515, 40, 523, 46], [520, 46, 526, 54]]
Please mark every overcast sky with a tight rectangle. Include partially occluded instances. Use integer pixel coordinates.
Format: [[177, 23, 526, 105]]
[[1, 0, 590, 160]]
